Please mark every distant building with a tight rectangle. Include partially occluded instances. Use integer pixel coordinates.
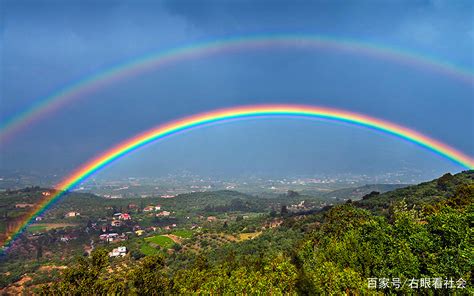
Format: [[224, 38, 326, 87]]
[[160, 194, 175, 199], [111, 220, 122, 227], [143, 206, 155, 212], [207, 216, 217, 222], [156, 211, 170, 217], [109, 246, 127, 257], [99, 233, 119, 242], [41, 191, 51, 196], [15, 203, 34, 208], [60, 235, 76, 242], [35, 216, 43, 221], [119, 213, 131, 220], [143, 204, 162, 211], [65, 211, 80, 218]]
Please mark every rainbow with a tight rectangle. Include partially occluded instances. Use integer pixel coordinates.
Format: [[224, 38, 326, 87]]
[[1, 34, 473, 143], [2, 104, 473, 250]]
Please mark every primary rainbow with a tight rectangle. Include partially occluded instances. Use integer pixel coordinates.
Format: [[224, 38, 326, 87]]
[[2, 104, 473, 250], [1, 34, 473, 143]]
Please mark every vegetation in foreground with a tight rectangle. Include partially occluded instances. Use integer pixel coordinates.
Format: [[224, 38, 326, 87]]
[[36, 171, 473, 295]]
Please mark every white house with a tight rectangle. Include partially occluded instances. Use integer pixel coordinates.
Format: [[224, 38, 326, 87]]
[[109, 246, 127, 257], [65, 211, 80, 218]]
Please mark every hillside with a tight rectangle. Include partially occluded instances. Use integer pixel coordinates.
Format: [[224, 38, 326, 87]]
[[356, 170, 474, 211], [0, 171, 466, 294], [322, 183, 408, 201]]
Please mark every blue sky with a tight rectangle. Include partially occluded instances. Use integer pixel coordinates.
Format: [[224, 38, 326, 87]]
[[1, 0, 473, 180]]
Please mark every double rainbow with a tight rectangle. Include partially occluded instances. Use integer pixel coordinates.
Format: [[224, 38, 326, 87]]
[[2, 104, 473, 250], [1, 34, 473, 143]]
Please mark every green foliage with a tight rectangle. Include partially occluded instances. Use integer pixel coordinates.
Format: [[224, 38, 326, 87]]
[[173, 255, 298, 294], [297, 199, 473, 294], [127, 255, 170, 295], [41, 248, 110, 295]]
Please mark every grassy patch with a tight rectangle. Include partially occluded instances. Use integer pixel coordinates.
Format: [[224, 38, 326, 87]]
[[238, 232, 262, 241], [27, 225, 48, 232], [27, 223, 75, 232], [171, 229, 193, 239], [140, 243, 160, 256], [145, 235, 175, 249]]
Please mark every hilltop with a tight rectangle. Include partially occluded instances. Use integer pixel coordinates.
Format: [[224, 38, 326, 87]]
[[322, 183, 408, 201]]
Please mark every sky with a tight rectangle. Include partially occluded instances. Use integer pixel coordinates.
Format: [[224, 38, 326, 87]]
[[0, 0, 473, 181]]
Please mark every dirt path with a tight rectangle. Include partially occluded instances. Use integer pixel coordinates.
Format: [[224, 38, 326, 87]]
[[0, 275, 32, 295], [163, 234, 182, 244]]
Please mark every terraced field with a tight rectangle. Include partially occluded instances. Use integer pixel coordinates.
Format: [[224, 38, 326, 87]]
[[171, 229, 193, 238], [144, 235, 175, 249]]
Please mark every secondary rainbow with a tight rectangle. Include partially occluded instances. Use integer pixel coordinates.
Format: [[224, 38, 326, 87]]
[[1, 34, 473, 143], [2, 104, 473, 250]]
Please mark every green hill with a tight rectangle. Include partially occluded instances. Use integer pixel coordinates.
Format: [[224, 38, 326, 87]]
[[356, 170, 474, 211]]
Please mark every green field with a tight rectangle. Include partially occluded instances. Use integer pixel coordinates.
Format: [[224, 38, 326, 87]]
[[27, 225, 48, 232], [140, 243, 161, 256], [145, 235, 175, 249], [171, 229, 193, 238]]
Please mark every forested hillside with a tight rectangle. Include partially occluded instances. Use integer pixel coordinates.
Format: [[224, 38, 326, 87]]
[[37, 171, 473, 295], [321, 183, 408, 200]]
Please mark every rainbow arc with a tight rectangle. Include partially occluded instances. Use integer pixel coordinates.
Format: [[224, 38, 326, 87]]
[[2, 104, 473, 250], [1, 34, 473, 143]]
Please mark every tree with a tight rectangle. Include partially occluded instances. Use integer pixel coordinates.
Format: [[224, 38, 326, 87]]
[[269, 209, 277, 217], [362, 191, 380, 200], [287, 190, 300, 198], [36, 243, 43, 261], [437, 173, 453, 190], [128, 255, 170, 294]]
